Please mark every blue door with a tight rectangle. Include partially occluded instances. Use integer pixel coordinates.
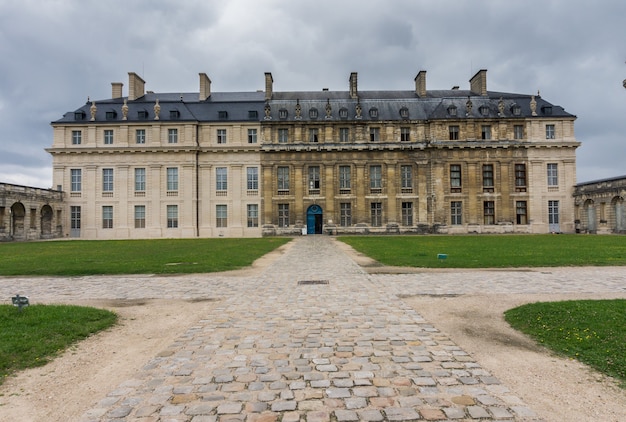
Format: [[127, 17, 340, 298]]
[[307, 205, 323, 234]]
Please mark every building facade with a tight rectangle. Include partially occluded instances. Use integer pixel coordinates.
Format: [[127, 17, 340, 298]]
[[574, 176, 626, 234], [48, 70, 580, 239]]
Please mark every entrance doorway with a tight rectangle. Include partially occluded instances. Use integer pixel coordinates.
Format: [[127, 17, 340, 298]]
[[306, 204, 323, 234]]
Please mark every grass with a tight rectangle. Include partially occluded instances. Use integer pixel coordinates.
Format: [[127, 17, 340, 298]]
[[0, 238, 291, 276], [505, 300, 626, 386], [339, 234, 626, 268], [0, 304, 117, 384]]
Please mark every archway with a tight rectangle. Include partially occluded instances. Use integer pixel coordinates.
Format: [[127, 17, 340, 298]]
[[584, 199, 596, 233], [11, 202, 26, 240], [41, 205, 53, 237], [613, 196, 625, 233], [306, 204, 323, 234]]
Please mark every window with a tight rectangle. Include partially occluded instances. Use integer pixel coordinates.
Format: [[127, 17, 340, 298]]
[[167, 205, 178, 228], [401, 165, 413, 191], [248, 128, 257, 144], [102, 206, 113, 229], [370, 165, 382, 191], [401, 202, 413, 226], [135, 168, 146, 191], [216, 167, 228, 192], [104, 130, 113, 145], [340, 203, 352, 227], [247, 167, 258, 190], [450, 164, 462, 192], [309, 128, 319, 143], [484, 201, 495, 225], [479, 106, 490, 116], [449, 125, 459, 140], [339, 127, 350, 142], [277, 166, 290, 192], [481, 125, 492, 140], [170, 110, 180, 119], [134, 205, 146, 228], [218, 110, 228, 119], [136, 129, 146, 144], [339, 166, 351, 191], [138, 110, 149, 119], [482, 164, 494, 190], [278, 204, 289, 227], [167, 167, 178, 191], [70, 169, 82, 192], [448, 105, 457, 116], [548, 200, 559, 225], [451, 201, 462, 225], [29, 208, 36, 229], [542, 106, 553, 115], [279, 109, 288, 119], [309, 108, 318, 119], [546, 124, 555, 139], [369, 127, 380, 142], [370, 202, 382, 227], [515, 164, 527, 191], [516, 201, 528, 225], [547, 163, 558, 186], [168, 128, 178, 144], [217, 129, 227, 144], [247, 204, 259, 227], [511, 104, 521, 116], [308, 166, 320, 192], [278, 128, 289, 143], [400, 107, 409, 119], [216, 205, 227, 227], [106, 111, 117, 120], [400, 127, 410, 142], [102, 168, 113, 192], [72, 130, 82, 145], [70, 206, 81, 230], [248, 110, 258, 119], [369, 108, 378, 118], [514, 125, 524, 140], [339, 108, 348, 119], [74, 111, 86, 120]]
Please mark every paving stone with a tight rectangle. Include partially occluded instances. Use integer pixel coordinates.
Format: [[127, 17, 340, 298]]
[[384, 407, 421, 421]]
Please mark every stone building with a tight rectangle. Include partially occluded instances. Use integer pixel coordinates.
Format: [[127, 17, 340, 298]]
[[574, 175, 626, 234], [0, 183, 64, 241], [48, 70, 580, 239]]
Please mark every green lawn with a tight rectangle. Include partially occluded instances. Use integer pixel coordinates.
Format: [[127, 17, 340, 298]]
[[339, 234, 626, 268], [0, 238, 291, 276], [0, 304, 117, 384], [505, 300, 626, 386]]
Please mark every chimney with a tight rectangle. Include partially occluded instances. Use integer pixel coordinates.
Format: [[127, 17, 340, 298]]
[[199, 73, 212, 101], [414, 70, 427, 97], [128, 72, 146, 101], [349, 72, 358, 99], [470, 69, 488, 96], [264, 72, 273, 100], [111, 82, 123, 99]]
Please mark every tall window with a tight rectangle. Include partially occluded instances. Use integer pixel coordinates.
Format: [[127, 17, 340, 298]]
[[216, 205, 227, 227], [515, 164, 527, 191], [516, 201, 528, 224], [481, 125, 492, 140], [547, 163, 558, 186], [400, 127, 410, 142], [369, 127, 380, 142], [370, 202, 382, 227], [451, 201, 462, 225], [449, 125, 459, 140], [217, 129, 227, 144], [450, 164, 462, 192], [135, 168, 146, 191], [102, 206, 113, 229], [278, 204, 289, 227], [167, 167, 178, 191], [308, 166, 320, 192], [309, 128, 319, 143], [216, 167, 228, 192], [546, 124, 555, 139], [401, 202, 413, 226], [168, 128, 178, 144], [104, 130, 113, 145], [370, 165, 382, 191], [247, 167, 258, 190], [401, 165, 413, 191], [102, 168, 113, 192], [248, 128, 257, 144], [278, 128, 289, 143], [70, 206, 81, 230], [339, 166, 351, 191], [247, 204, 259, 227], [484, 201, 495, 225], [340, 203, 352, 227], [134, 205, 146, 228], [72, 130, 82, 145], [339, 127, 350, 142], [70, 169, 82, 192], [136, 129, 146, 144], [167, 205, 178, 228], [482, 164, 494, 190], [548, 200, 560, 225], [277, 166, 290, 192], [514, 125, 524, 140]]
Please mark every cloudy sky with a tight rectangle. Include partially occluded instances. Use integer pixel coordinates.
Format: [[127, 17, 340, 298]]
[[1, 0, 624, 188]]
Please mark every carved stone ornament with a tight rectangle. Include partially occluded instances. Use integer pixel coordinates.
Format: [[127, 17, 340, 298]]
[[498, 97, 505, 116], [623, 79, 626, 89], [90, 101, 97, 121], [325, 99, 332, 119], [295, 100, 302, 119], [355, 101, 362, 119], [465, 97, 473, 115], [264, 104, 272, 120], [122, 99, 128, 120], [530, 95, 537, 116], [154, 99, 160, 120]]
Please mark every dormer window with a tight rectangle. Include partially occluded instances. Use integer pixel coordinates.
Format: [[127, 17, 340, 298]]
[[248, 110, 258, 119], [105, 110, 117, 120], [369, 107, 379, 118], [309, 108, 318, 119], [511, 104, 521, 116], [479, 106, 490, 116], [399, 107, 409, 119], [542, 106, 553, 115], [447, 105, 457, 117], [138, 110, 149, 120], [279, 109, 288, 119], [74, 111, 86, 121], [218, 110, 228, 119], [170, 110, 180, 119], [339, 108, 348, 119]]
